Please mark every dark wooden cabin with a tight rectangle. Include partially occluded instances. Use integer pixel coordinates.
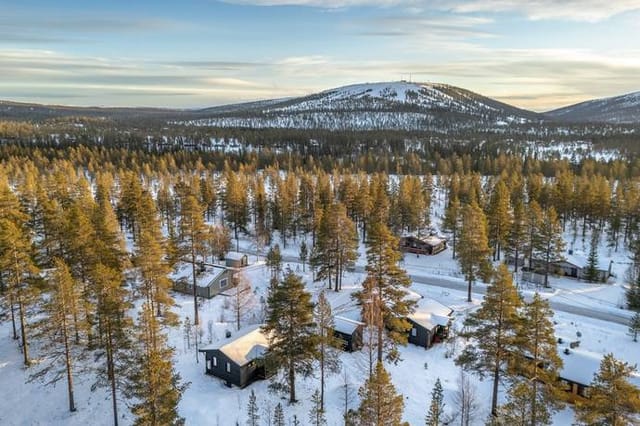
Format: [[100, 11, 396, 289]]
[[333, 316, 364, 352], [407, 297, 453, 349], [199, 325, 269, 388], [399, 235, 447, 256]]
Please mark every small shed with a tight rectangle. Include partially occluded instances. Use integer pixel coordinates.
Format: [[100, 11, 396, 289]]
[[399, 235, 447, 256], [407, 297, 453, 349], [226, 252, 249, 268], [333, 316, 364, 352], [199, 325, 269, 388], [173, 266, 233, 299]]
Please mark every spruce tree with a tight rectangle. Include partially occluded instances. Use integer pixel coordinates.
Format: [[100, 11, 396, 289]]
[[456, 264, 522, 418], [262, 270, 317, 403], [585, 230, 601, 283], [273, 403, 285, 426], [457, 202, 492, 302], [575, 353, 640, 426], [627, 272, 640, 311], [246, 389, 260, 426], [425, 378, 445, 426], [299, 240, 308, 272], [266, 244, 282, 280], [356, 362, 406, 426], [309, 389, 327, 426], [314, 291, 342, 409], [629, 312, 640, 342], [356, 221, 415, 363]]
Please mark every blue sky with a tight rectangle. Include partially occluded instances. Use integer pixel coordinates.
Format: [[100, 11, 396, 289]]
[[1, 0, 639, 110]]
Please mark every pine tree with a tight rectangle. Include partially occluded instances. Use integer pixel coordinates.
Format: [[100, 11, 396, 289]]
[[533, 207, 565, 288], [458, 202, 492, 302], [92, 263, 132, 426], [0, 217, 39, 366], [206, 225, 232, 262], [309, 389, 327, 426], [246, 389, 260, 426], [30, 258, 85, 412], [223, 167, 249, 250], [456, 264, 522, 419], [508, 293, 563, 425], [505, 199, 527, 273], [356, 362, 406, 426], [262, 270, 317, 403], [487, 180, 512, 261], [575, 353, 640, 426], [314, 291, 342, 409], [126, 302, 186, 426], [230, 272, 255, 331], [629, 312, 640, 342], [356, 221, 415, 363], [273, 403, 285, 426], [311, 202, 358, 291], [442, 196, 461, 259], [425, 378, 445, 426], [179, 194, 207, 325], [585, 230, 601, 283]]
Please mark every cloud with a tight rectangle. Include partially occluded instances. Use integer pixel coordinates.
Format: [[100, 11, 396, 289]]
[[221, 0, 640, 21], [447, 0, 640, 22]]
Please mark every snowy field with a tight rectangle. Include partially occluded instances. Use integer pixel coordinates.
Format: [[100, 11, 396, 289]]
[[1, 178, 638, 425]]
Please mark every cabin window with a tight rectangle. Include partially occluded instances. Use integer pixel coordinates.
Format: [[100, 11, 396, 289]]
[[411, 328, 417, 337], [213, 356, 217, 367], [207, 359, 212, 370], [220, 278, 228, 288], [226, 362, 231, 373]]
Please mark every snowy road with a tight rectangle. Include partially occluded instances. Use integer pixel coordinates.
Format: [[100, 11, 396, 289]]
[[271, 252, 633, 327]]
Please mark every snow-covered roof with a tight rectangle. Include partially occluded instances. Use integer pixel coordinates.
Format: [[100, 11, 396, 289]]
[[559, 251, 610, 271], [558, 348, 601, 385], [200, 325, 269, 367], [334, 316, 364, 335], [422, 235, 446, 246], [559, 348, 640, 387], [408, 297, 453, 331], [196, 268, 226, 288], [226, 251, 247, 261]]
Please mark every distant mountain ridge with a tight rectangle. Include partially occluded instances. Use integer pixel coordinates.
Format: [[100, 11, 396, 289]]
[[181, 81, 542, 131], [545, 91, 640, 124], [2, 82, 639, 129]]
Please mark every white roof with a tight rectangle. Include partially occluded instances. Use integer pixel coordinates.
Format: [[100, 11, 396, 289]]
[[334, 316, 364, 335], [559, 348, 640, 387], [560, 251, 610, 271], [200, 325, 268, 366], [422, 235, 446, 246], [408, 297, 453, 331], [196, 268, 226, 288], [226, 251, 247, 261], [559, 348, 602, 385]]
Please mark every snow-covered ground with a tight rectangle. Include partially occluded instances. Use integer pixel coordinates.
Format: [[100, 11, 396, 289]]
[[1, 177, 639, 425]]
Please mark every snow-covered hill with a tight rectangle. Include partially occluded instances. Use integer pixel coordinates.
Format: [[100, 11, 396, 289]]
[[178, 81, 541, 131], [546, 91, 640, 124]]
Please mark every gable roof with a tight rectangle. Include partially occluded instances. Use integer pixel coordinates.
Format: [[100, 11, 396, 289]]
[[334, 316, 364, 335], [408, 297, 453, 331], [226, 251, 247, 261], [200, 325, 268, 366], [559, 348, 640, 388]]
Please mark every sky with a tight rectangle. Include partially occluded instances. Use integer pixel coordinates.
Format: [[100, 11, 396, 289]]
[[1, 0, 639, 111]]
